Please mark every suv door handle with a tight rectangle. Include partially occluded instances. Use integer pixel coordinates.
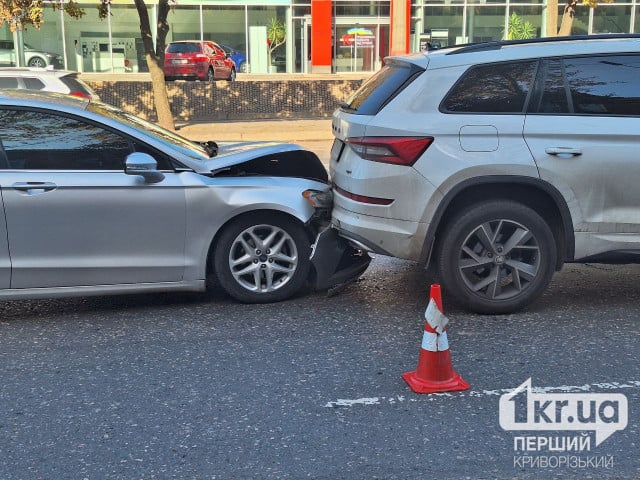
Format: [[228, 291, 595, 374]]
[[545, 147, 582, 158], [12, 182, 57, 194]]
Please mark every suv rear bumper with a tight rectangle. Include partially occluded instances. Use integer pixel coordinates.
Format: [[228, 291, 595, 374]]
[[331, 204, 428, 261]]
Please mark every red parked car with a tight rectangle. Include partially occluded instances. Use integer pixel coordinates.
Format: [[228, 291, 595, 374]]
[[164, 40, 236, 82]]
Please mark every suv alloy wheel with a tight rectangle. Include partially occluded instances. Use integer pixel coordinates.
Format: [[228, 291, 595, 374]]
[[437, 200, 556, 314]]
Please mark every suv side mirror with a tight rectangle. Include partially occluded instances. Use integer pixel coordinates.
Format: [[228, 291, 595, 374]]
[[125, 152, 165, 183]]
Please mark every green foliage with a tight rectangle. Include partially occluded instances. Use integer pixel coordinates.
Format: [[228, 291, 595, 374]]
[[506, 12, 536, 40], [266, 17, 286, 55], [0, 0, 86, 31]]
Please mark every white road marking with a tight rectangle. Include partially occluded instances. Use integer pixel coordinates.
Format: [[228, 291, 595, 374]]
[[325, 397, 381, 408], [324, 380, 640, 407]]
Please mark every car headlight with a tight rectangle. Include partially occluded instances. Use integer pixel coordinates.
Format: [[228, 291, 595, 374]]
[[303, 189, 333, 209]]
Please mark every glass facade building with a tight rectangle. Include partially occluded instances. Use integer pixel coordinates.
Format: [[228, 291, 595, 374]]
[[0, 0, 637, 75]]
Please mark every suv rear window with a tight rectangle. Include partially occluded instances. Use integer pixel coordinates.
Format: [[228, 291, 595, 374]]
[[60, 74, 97, 97], [340, 60, 423, 116], [166, 43, 201, 54], [441, 60, 538, 113]]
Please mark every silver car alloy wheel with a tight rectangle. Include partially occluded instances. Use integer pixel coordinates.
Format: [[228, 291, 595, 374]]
[[228, 224, 298, 293], [457, 218, 541, 301], [28, 57, 46, 68]]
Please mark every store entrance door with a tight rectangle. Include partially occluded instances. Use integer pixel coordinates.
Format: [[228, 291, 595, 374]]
[[293, 15, 311, 73]]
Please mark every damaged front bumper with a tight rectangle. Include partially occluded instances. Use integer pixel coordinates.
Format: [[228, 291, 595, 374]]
[[310, 226, 371, 290]]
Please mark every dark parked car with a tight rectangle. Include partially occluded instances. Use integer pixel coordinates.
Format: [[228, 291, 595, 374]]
[[164, 40, 236, 82]]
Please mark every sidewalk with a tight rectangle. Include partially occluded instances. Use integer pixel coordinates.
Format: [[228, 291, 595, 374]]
[[175, 118, 333, 143]]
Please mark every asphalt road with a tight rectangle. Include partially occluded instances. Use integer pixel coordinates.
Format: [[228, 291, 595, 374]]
[[1, 257, 639, 479]]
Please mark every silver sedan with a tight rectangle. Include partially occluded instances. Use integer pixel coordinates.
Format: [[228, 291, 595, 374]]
[[0, 91, 369, 303]]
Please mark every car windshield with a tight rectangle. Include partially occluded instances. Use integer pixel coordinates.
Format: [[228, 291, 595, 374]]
[[87, 101, 211, 160], [167, 43, 201, 54]]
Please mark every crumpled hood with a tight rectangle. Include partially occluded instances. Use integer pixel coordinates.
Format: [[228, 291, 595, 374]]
[[201, 141, 307, 172]]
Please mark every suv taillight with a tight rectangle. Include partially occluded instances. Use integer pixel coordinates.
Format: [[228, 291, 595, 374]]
[[70, 91, 91, 99], [345, 137, 433, 166], [194, 54, 209, 62]]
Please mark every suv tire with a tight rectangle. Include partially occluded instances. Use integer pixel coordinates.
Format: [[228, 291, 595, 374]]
[[437, 200, 556, 314]]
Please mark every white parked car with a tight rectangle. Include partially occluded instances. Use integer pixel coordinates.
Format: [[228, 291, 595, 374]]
[[0, 67, 99, 100], [0, 40, 63, 69], [330, 34, 640, 314]]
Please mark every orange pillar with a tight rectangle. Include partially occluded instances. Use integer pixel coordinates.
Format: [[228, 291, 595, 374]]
[[311, 0, 332, 73], [389, 0, 410, 56]]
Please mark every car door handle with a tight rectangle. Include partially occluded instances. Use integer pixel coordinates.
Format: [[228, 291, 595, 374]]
[[12, 182, 57, 194], [545, 147, 582, 158]]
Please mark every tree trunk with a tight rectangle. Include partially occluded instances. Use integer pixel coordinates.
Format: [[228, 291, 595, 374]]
[[156, 0, 171, 69], [147, 54, 174, 130], [134, 0, 175, 131], [557, 0, 578, 36], [546, 0, 558, 36]]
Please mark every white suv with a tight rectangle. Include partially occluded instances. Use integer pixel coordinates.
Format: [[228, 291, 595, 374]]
[[330, 34, 640, 314], [0, 68, 98, 100]]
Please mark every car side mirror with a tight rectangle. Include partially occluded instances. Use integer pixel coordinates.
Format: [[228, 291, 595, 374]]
[[125, 152, 165, 183]]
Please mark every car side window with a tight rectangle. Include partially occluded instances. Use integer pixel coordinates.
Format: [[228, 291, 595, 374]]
[[533, 54, 640, 116], [0, 77, 19, 88], [0, 109, 132, 170], [22, 77, 45, 90], [531, 59, 569, 114], [132, 141, 174, 171], [441, 60, 538, 114], [565, 55, 640, 116]]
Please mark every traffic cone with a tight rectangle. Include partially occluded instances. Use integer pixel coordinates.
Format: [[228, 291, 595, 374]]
[[402, 284, 469, 394]]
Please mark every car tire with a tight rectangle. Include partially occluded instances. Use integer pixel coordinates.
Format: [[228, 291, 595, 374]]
[[206, 68, 214, 82], [239, 62, 247, 73], [28, 56, 47, 68], [227, 67, 236, 82], [437, 200, 556, 314], [213, 213, 312, 303]]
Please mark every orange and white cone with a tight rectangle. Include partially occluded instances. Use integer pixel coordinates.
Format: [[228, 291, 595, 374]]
[[402, 284, 469, 394]]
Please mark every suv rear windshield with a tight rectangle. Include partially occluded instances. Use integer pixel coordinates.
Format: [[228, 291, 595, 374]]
[[340, 61, 423, 116], [60, 74, 97, 97], [167, 43, 201, 54]]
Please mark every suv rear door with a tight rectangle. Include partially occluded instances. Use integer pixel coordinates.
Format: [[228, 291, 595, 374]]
[[524, 54, 640, 255]]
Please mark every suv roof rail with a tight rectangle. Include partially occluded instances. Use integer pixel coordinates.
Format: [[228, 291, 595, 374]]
[[447, 33, 640, 55]]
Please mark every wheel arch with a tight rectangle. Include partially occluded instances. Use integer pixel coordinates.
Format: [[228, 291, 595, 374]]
[[205, 208, 315, 278], [421, 176, 574, 270]]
